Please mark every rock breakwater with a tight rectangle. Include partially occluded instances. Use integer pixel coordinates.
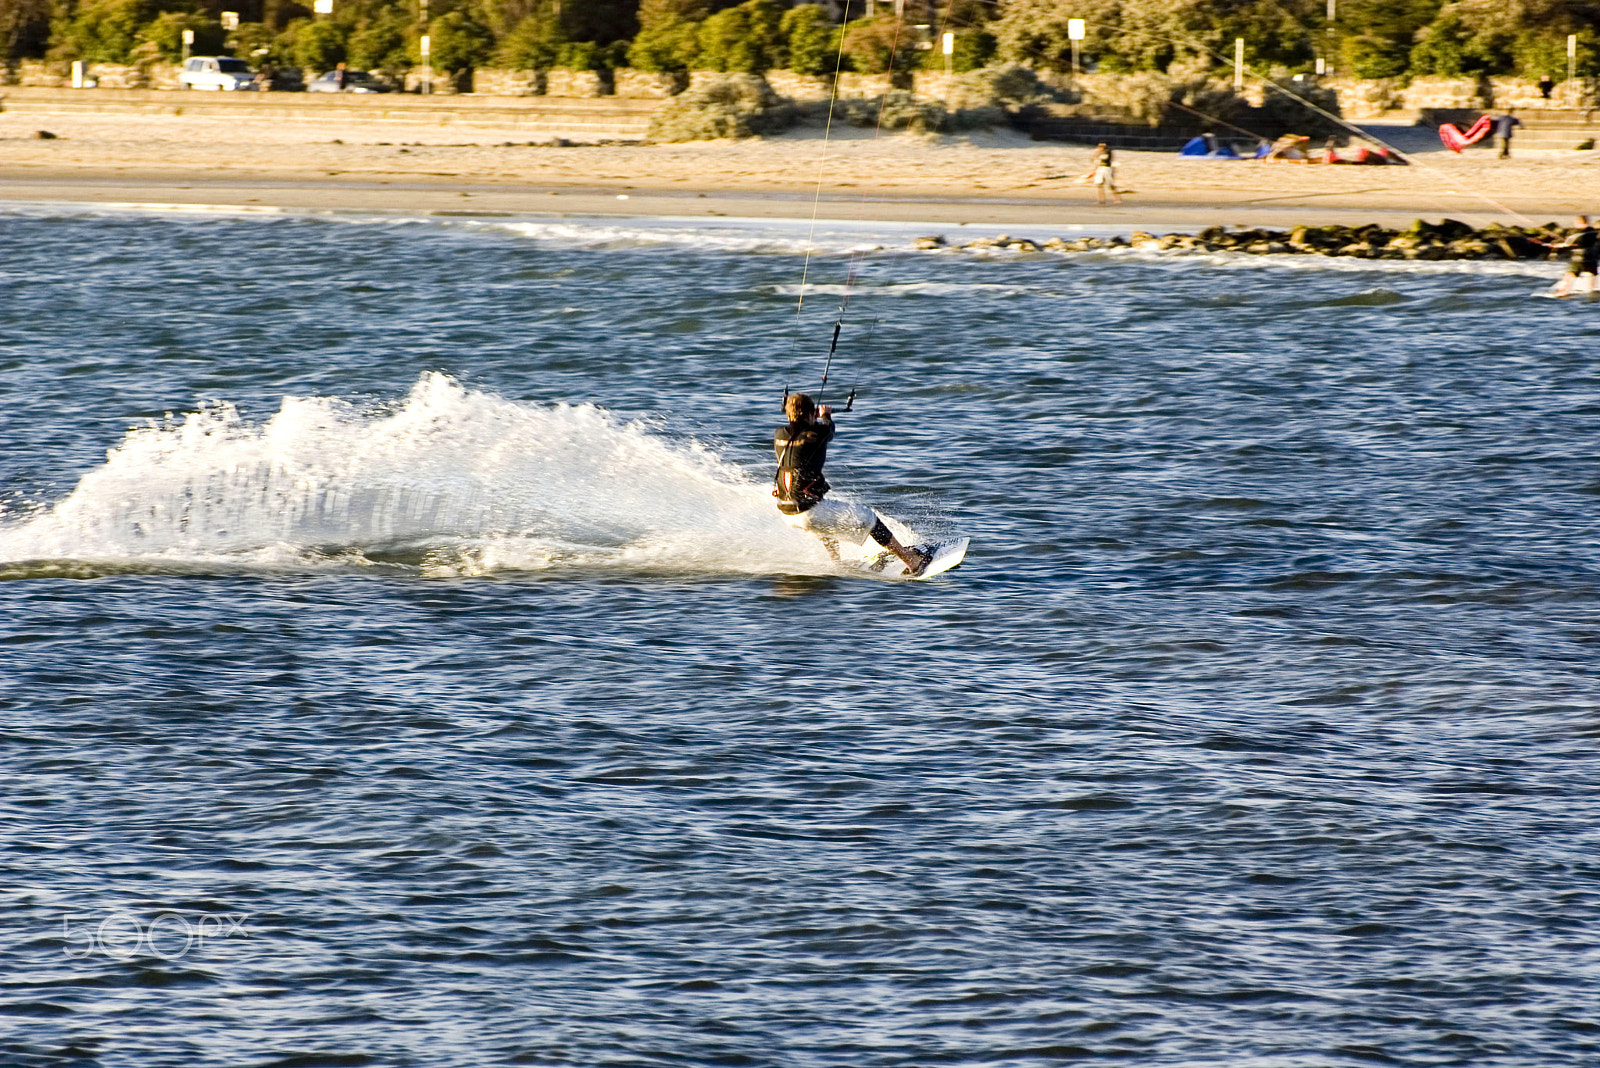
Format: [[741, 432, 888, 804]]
[[920, 219, 1579, 261]]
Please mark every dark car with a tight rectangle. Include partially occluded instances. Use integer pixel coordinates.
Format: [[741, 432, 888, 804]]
[[306, 69, 391, 94]]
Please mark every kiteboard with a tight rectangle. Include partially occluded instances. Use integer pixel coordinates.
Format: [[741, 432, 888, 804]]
[[859, 537, 969, 581]]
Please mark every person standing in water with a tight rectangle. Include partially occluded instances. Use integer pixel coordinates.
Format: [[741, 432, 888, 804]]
[[1082, 142, 1122, 206], [774, 393, 931, 575], [1553, 215, 1599, 299]]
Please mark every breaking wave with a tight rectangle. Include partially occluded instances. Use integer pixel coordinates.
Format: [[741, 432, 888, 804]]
[[0, 374, 867, 579]]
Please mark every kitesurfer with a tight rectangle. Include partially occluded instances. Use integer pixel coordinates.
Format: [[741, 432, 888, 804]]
[[774, 392, 932, 576], [1552, 215, 1599, 299]]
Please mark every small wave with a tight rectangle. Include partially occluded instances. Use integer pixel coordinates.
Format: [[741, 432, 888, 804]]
[[0, 373, 911, 579], [1322, 288, 1412, 307], [765, 281, 1028, 298]]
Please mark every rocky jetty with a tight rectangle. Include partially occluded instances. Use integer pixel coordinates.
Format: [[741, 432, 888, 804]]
[[922, 219, 1577, 261]]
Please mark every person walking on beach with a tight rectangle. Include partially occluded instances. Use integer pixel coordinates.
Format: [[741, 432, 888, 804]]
[[773, 393, 932, 575], [1495, 110, 1521, 158], [1552, 215, 1599, 298], [1081, 143, 1121, 206]]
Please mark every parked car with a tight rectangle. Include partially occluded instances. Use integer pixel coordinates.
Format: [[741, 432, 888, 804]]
[[306, 69, 391, 94], [178, 56, 257, 91]]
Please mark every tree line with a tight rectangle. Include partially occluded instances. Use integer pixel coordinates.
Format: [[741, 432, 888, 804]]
[[2, 0, 1594, 82]]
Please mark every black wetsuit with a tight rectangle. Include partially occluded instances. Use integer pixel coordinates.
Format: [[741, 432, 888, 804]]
[[773, 415, 833, 515], [1567, 227, 1599, 275]]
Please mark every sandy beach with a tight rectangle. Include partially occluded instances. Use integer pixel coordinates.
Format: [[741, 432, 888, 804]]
[[2, 108, 1597, 229]]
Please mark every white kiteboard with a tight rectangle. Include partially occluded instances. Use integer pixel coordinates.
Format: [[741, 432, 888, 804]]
[[858, 537, 969, 581]]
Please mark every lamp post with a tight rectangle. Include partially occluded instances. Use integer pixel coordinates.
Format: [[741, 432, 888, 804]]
[[1569, 34, 1579, 90], [419, 0, 431, 95], [1067, 18, 1085, 77], [1325, 0, 1336, 76]]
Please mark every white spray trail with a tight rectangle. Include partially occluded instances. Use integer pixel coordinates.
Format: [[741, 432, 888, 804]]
[[0, 373, 847, 577]]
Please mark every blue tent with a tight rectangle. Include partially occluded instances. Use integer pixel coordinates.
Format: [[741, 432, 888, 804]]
[[1178, 136, 1241, 159]]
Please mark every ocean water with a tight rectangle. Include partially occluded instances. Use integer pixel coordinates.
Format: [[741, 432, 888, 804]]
[[2, 206, 1598, 1068]]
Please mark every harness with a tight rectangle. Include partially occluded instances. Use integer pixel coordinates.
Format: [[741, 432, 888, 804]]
[[773, 419, 833, 515]]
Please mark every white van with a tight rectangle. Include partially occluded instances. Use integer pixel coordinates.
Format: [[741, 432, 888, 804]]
[[178, 57, 257, 91]]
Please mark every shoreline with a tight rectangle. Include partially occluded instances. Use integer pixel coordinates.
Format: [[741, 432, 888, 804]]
[[2, 113, 1595, 229], [1, 170, 1587, 232]]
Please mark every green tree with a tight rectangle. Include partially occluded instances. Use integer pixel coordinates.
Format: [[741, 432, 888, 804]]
[[697, 0, 782, 72], [1330, 0, 1442, 75], [838, 11, 916, 73], [1405, 7, 1473, 74], [926, 27, 997, 72], [228, 21, 286, 65], [425, 7, 491, 71], [497, 8, 562, 67], [628, 0, 705, 71], [992, 0, 1122, 72], [346, 8, 409, 70], [283, 15, 346, 69], [1513, 28, 1598, 79], [994, 0, 1319, 74], [781, 3, 834, 74], [51, 0, 159, 62], [1, 0, 53, 59], [138, 10, 223, 61]]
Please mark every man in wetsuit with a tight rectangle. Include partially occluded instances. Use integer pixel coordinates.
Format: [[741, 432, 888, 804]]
[[1554, 215, 1599, 299], [774, 392, 932, 575]]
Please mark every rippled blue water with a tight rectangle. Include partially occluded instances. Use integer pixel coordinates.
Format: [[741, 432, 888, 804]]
[[3, 207, 1599, 1068]]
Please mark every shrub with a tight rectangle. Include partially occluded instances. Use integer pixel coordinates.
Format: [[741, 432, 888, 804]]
[[647, 72, 794, 140], [697, 0, 783, 74], [782, 3, 835, 76]]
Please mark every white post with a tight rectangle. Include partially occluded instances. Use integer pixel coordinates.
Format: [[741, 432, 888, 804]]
[[71, 59, 86, 88], [1569, 34, 1578, 88], [1234, 38, 1244, 89], [1326, 0, 1335, 20], [181, 28, 194, 64], [420, 0, 430, 94], [1068, 19, 1085, 77], [1315, 57, 1325, 75], [942, 31, 953, 77]]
